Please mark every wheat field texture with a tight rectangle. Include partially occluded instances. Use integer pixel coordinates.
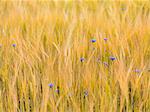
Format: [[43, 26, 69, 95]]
[[0, 1, 150, 112]]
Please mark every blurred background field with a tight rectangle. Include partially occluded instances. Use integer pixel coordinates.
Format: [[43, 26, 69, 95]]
[[0, 1, 150, 112]]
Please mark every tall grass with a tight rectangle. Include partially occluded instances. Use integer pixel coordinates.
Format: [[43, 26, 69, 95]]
[[0, 1, 150, 112]]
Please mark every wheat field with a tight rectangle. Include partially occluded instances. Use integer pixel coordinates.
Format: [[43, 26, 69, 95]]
[[0, 1, 150, 112]]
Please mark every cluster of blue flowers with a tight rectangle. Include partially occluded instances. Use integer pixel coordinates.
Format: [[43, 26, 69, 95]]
[[48, 83, 60, 94], [80, 38, 116, 63], [91, 38, 108, 43]]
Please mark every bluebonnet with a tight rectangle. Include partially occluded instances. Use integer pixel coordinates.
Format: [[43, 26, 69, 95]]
[[110, 56, 116, 61], [48, 83, 54, 88], [91, 39, 96, 43]]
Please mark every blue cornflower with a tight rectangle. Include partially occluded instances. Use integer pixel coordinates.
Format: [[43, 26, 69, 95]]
[[80, 57, 85, 62], [48, 83, 54, 88], [91, 39, 96, 43], [55, 89, 60, 94], [104, 38, 108, 41], [12, 44, 16, 47], [110, 56, 116, 61], [134, 69, 140, 73]]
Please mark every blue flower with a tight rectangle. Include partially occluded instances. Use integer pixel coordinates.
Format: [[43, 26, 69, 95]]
[[55, 89, 60, 94], [48, 83, 54, 88], [104, 38, 108, 41], [12, 44, 16, 47], [134, 69, 140, 73], [110, 56, 116, 61], [80, 57, 85, 62], [91, 39, 96, 43]]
